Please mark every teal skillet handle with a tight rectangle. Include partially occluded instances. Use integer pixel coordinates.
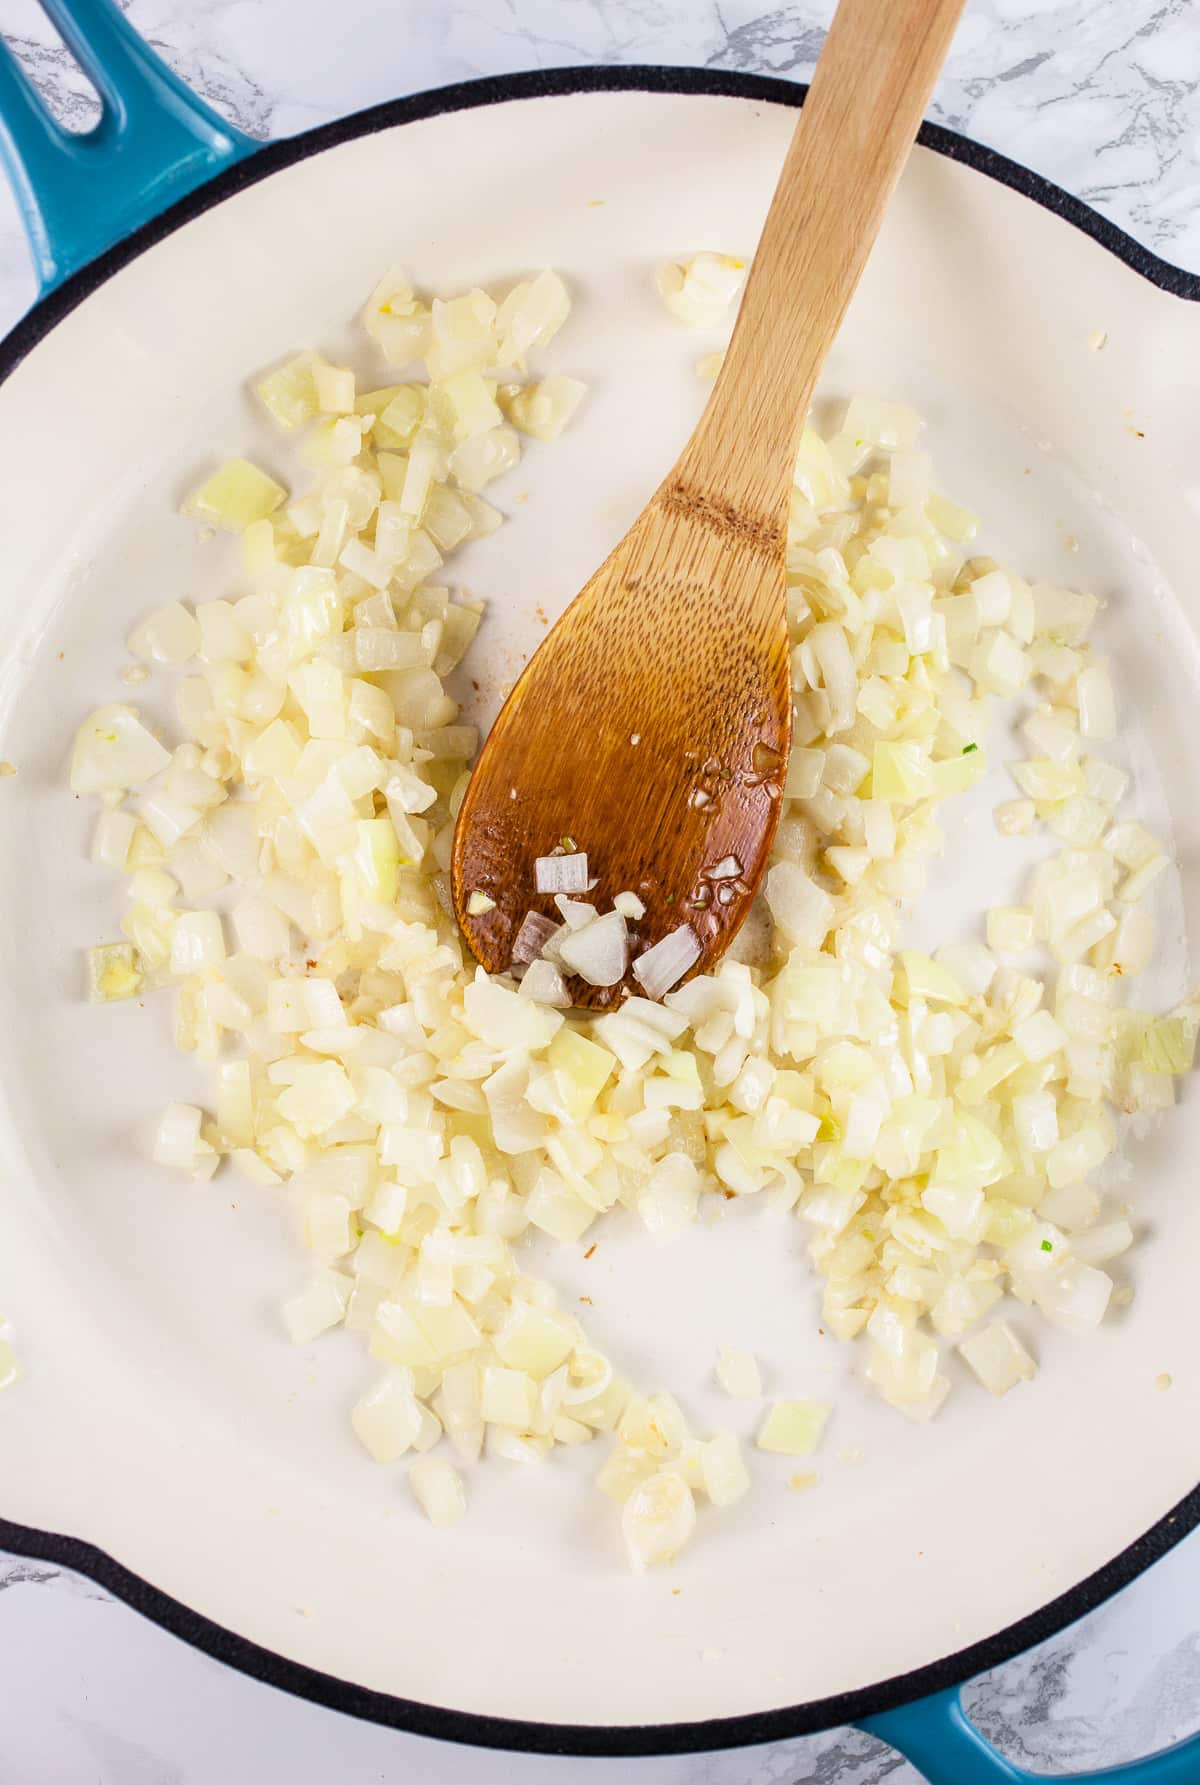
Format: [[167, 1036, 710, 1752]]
[[861, 1683, 1200, 1784], [0, 0, 257, 297]]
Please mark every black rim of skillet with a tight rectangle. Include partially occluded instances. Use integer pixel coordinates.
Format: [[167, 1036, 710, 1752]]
[[1, 63, 1198, 1760]]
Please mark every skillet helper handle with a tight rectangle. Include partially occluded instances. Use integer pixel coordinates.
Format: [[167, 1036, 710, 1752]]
[[0, 0, 255, 297], [860, 1682, 1200, 1784]]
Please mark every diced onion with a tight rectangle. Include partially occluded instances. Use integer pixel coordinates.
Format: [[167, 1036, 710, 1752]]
[[72, 705, 171, 793], [283, 1271, 351, 1346], [351, 1372, 423, 1460], [535, 852, 589, 895], [149, 1103, 216, 1178], [508, 375, 587, 442], [408, 1455, 467, 1527], [129, 602, 202, 665], [91, 810, 136, 870], [519, 959, 570, 1006], [184, 459, 287, 532], [1036, 1260, 1113, 1333], [86, 941, 142, 1002], [756, 1400, 830, 1456], [511, 909, 561, 966], [558, 911, 629, 987], [70, 264, 1192, 1575], [654, 253, 745, 329], [765, 861, 834, 948], [701, 1431, 751, 1507], [633, 926, 701, 999], [958, 1321, 1036, 1395], [716, 1344, 762, 1399], [621, 1470, 696, 1571]]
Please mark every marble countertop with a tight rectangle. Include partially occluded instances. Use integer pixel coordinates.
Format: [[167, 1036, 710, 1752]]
[[1, 1, 1199, 1780]]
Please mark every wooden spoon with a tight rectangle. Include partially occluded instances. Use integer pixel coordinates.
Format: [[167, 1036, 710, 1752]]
[[453, 0, 965, 1008]]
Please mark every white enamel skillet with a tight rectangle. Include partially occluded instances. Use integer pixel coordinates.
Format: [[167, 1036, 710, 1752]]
[[0, 5, 1198, 1779]]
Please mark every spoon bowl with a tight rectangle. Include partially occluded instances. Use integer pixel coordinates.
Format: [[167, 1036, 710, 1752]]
[[452, 479, 793, 1007]]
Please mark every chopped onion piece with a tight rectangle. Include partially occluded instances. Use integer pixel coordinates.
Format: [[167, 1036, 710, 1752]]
[[72, 705, 171, 793], [183, 458, 287, 532], [1119, 855, 1168, 904], [449, 426, 520, 493], [91, 809, 136, 871], [256, 353, 319, 429], [129, 602, 201, 665], [314, 361, 355, 414], [716, 1345, 762, 1400], [508, 375, 587, 441], [621, 1470, 696, 1571], [633, 925, 701, 1000], [756, 1400, 830, 1456], [553, 896, 597, 931], [843, 396, 922, 450], [654, 253, 745, 329], [494, 1302, 577, 1378], [535, 852, 589, 895], [519, 959, 570, 1006], [87, 942, 142, 1002], [1036, 1261, 1113, 1334], [511, 910, 561, 968], [1012, 1010, 1067, 1062], [988, 907, 1034, 954], [496, 269, 570, 367], [765, 861, 834, 948], [1071, 1220, 1134, 1266], [149, 1102, 213, 1176], [351, 1372, 422, 1460], [994, 798, 1036, 837], [558, 911, 628, 987], [702, 1432, 751, 1506], [170, 910, 226, 974], [481, 1364, 538, 1427], [958, 1321, 1036, 1395], [408, 1455, 467, 1528], [283, 1271, 351, 1346], [809, 622, 856, 734]]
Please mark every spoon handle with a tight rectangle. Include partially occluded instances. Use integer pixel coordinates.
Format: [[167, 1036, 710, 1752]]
[[673, 0, 965, 525]]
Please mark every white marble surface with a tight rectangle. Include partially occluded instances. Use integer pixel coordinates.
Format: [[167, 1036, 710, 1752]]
[[1, 1, 1199, 1780]]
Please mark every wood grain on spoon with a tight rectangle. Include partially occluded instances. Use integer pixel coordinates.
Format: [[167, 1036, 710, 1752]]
[[453, 0, 965, 1007]]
